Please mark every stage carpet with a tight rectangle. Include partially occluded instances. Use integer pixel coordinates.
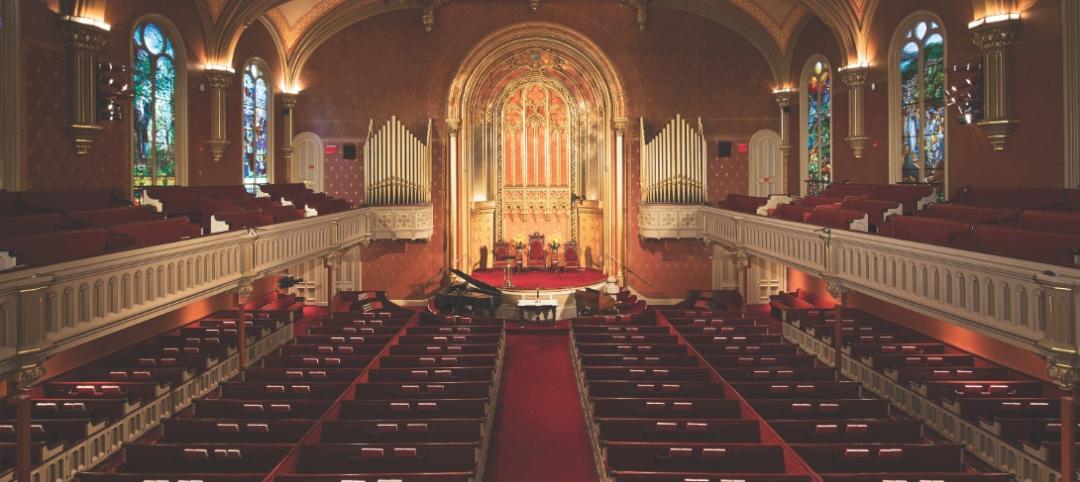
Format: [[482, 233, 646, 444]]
[[485, 332, 597, 482], [471, 268, 605, 290]]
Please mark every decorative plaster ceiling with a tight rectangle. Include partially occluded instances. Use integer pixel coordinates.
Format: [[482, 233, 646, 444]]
[[253, 0, 857, 55]]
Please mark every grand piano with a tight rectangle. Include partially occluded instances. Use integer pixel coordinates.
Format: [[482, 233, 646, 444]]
[[433, 269, 504, 317]]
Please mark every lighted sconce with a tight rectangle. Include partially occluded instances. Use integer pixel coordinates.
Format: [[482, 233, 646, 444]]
[[968, 12, 1021, 29], [204, 63, 236, 74], [98, 62, 132, 121], [947, 63, 983, 125]]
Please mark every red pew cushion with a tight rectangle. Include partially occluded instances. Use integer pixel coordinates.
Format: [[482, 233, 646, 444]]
[[1018, 210, 1080, 235], [918, 204, 1019, 224], [0, 228, 109, 267], [878, 216, 975, 249], [108, 218, 201, 250]]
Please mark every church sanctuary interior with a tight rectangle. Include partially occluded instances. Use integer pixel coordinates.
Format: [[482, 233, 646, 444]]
[[1, 0, 1080, 481]]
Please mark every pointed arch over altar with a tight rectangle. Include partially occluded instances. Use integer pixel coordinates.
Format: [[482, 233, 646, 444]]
[[446, 23, 628, 283]]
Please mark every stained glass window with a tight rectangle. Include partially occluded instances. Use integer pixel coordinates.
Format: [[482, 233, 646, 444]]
[[805, 59, 832, 192], [242, 62, 269, 193], [132, 21, 177, 200], [899, 19, 946, 184]]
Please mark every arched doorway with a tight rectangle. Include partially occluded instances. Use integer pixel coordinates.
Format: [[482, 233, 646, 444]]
[[446, 23, 628, 282], [748, 129, 782, 197], [292, 132, 324, 192]]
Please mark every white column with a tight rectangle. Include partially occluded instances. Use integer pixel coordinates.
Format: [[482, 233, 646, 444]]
[[773, 89, 794, 194], [613, 118, 627, 286], [447, 119, 461, 270]]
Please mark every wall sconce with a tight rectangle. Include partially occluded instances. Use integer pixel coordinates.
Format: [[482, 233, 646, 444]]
[[947, 63, 983, 125], [98, 62, 132, 121]]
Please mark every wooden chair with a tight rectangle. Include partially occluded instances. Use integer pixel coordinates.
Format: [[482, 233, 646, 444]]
[[526, 232, 547, 269], [563, 240, 581, 269]]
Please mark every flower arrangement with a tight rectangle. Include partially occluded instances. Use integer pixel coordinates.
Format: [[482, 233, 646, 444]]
[[512, 234, 526, 251], [549, 235, 561, 252]]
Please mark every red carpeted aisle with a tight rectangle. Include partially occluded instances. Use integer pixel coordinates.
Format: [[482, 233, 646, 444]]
[[486, 331, 598, 482]]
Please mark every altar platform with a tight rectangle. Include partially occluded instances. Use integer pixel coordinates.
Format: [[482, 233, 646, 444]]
[[469, 268, 608, 320]]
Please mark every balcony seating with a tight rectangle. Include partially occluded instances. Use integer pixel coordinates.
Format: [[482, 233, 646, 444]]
[[820, 183, 876, 199], [973, 225, 1080, 267], [0, 212, 67, 237], [1017, 209, 1080, 235], [66, 206, 162, 228], [0, 228, 109, 268], [108, 217, 201, 250], [805, 207, 868, 231], [772, 203, 816, 223], [839, 198, 901, 227], [877, 216, 975, 249], [17, 190, 128, 213], [954, 187, 1065, 210], [718, 194, 769, 214], [795, 196, 844, 208], [864, 184, 936, 215], [918, 204, 1019, 224]]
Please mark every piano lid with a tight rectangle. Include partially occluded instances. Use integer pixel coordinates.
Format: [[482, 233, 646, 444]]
[[449, 269, 502, 295]]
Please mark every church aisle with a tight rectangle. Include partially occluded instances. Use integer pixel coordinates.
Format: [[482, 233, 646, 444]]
[[485, 331, 598, 482]]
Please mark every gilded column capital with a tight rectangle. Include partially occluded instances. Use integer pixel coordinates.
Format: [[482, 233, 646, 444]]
[[446, 118, 461, 135], [59, 18, 108, 51], [839, 66, 870, 89], [612, 117, 629, 135], [234, 277, 256, 299], [1047, 354, 1080, 390], [773, 90, 794, 108], [970, 20, 1019, 52], [825, 279, 847, 300], [206, 70, 236, 90], [281, 92, 299, 110]]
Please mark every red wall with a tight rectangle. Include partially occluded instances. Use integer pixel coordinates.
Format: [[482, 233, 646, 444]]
[[293, 0, 779, 298], [19, 0, 285, 192], [785, 0, 1064, 193]]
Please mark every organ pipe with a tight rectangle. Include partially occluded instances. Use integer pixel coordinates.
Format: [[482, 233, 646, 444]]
[[364, 116, 433, 205], [639, 115, 707, 204]]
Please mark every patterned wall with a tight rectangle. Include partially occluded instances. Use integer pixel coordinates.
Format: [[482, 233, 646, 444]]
[[321, 137, 363, 205]]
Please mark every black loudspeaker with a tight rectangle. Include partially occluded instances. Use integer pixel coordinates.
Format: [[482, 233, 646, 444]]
[[343, 143, 357, 160], [717, 141, 732, 157]]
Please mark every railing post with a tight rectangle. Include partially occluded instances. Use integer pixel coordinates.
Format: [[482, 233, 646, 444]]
[[15, 388, 29, 482], [827, 282, 847, 381], [1064, 387, 1077, 482]]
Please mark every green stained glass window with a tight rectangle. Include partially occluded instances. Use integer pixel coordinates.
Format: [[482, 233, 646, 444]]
[[132, 22, 177, 200], [899, 20, 946, 184]]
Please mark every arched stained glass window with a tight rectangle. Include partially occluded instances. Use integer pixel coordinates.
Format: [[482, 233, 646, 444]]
[[132, 21, 177, 199], [242, 62, 270, 193], [898, 18, 946, 184], [805, 59, 832, 193]]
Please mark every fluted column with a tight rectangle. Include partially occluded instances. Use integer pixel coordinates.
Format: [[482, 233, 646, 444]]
[[447, 118, 461, 270], [60, 16, 109, 155], [613, 117, 628, 286], [971, 18, 1020, 151], [839, 65, 870, 159], [205, 68, 235, 162], [280, 92, 298, 181], [773, 89, 795, 194]]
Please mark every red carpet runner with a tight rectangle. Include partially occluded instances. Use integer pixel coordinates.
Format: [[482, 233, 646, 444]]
[[486, 332, 598, 482]]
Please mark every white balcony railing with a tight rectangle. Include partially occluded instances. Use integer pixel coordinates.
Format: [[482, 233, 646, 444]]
[[0, 204, 434, 384], [641, 204, 1080, 381]]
